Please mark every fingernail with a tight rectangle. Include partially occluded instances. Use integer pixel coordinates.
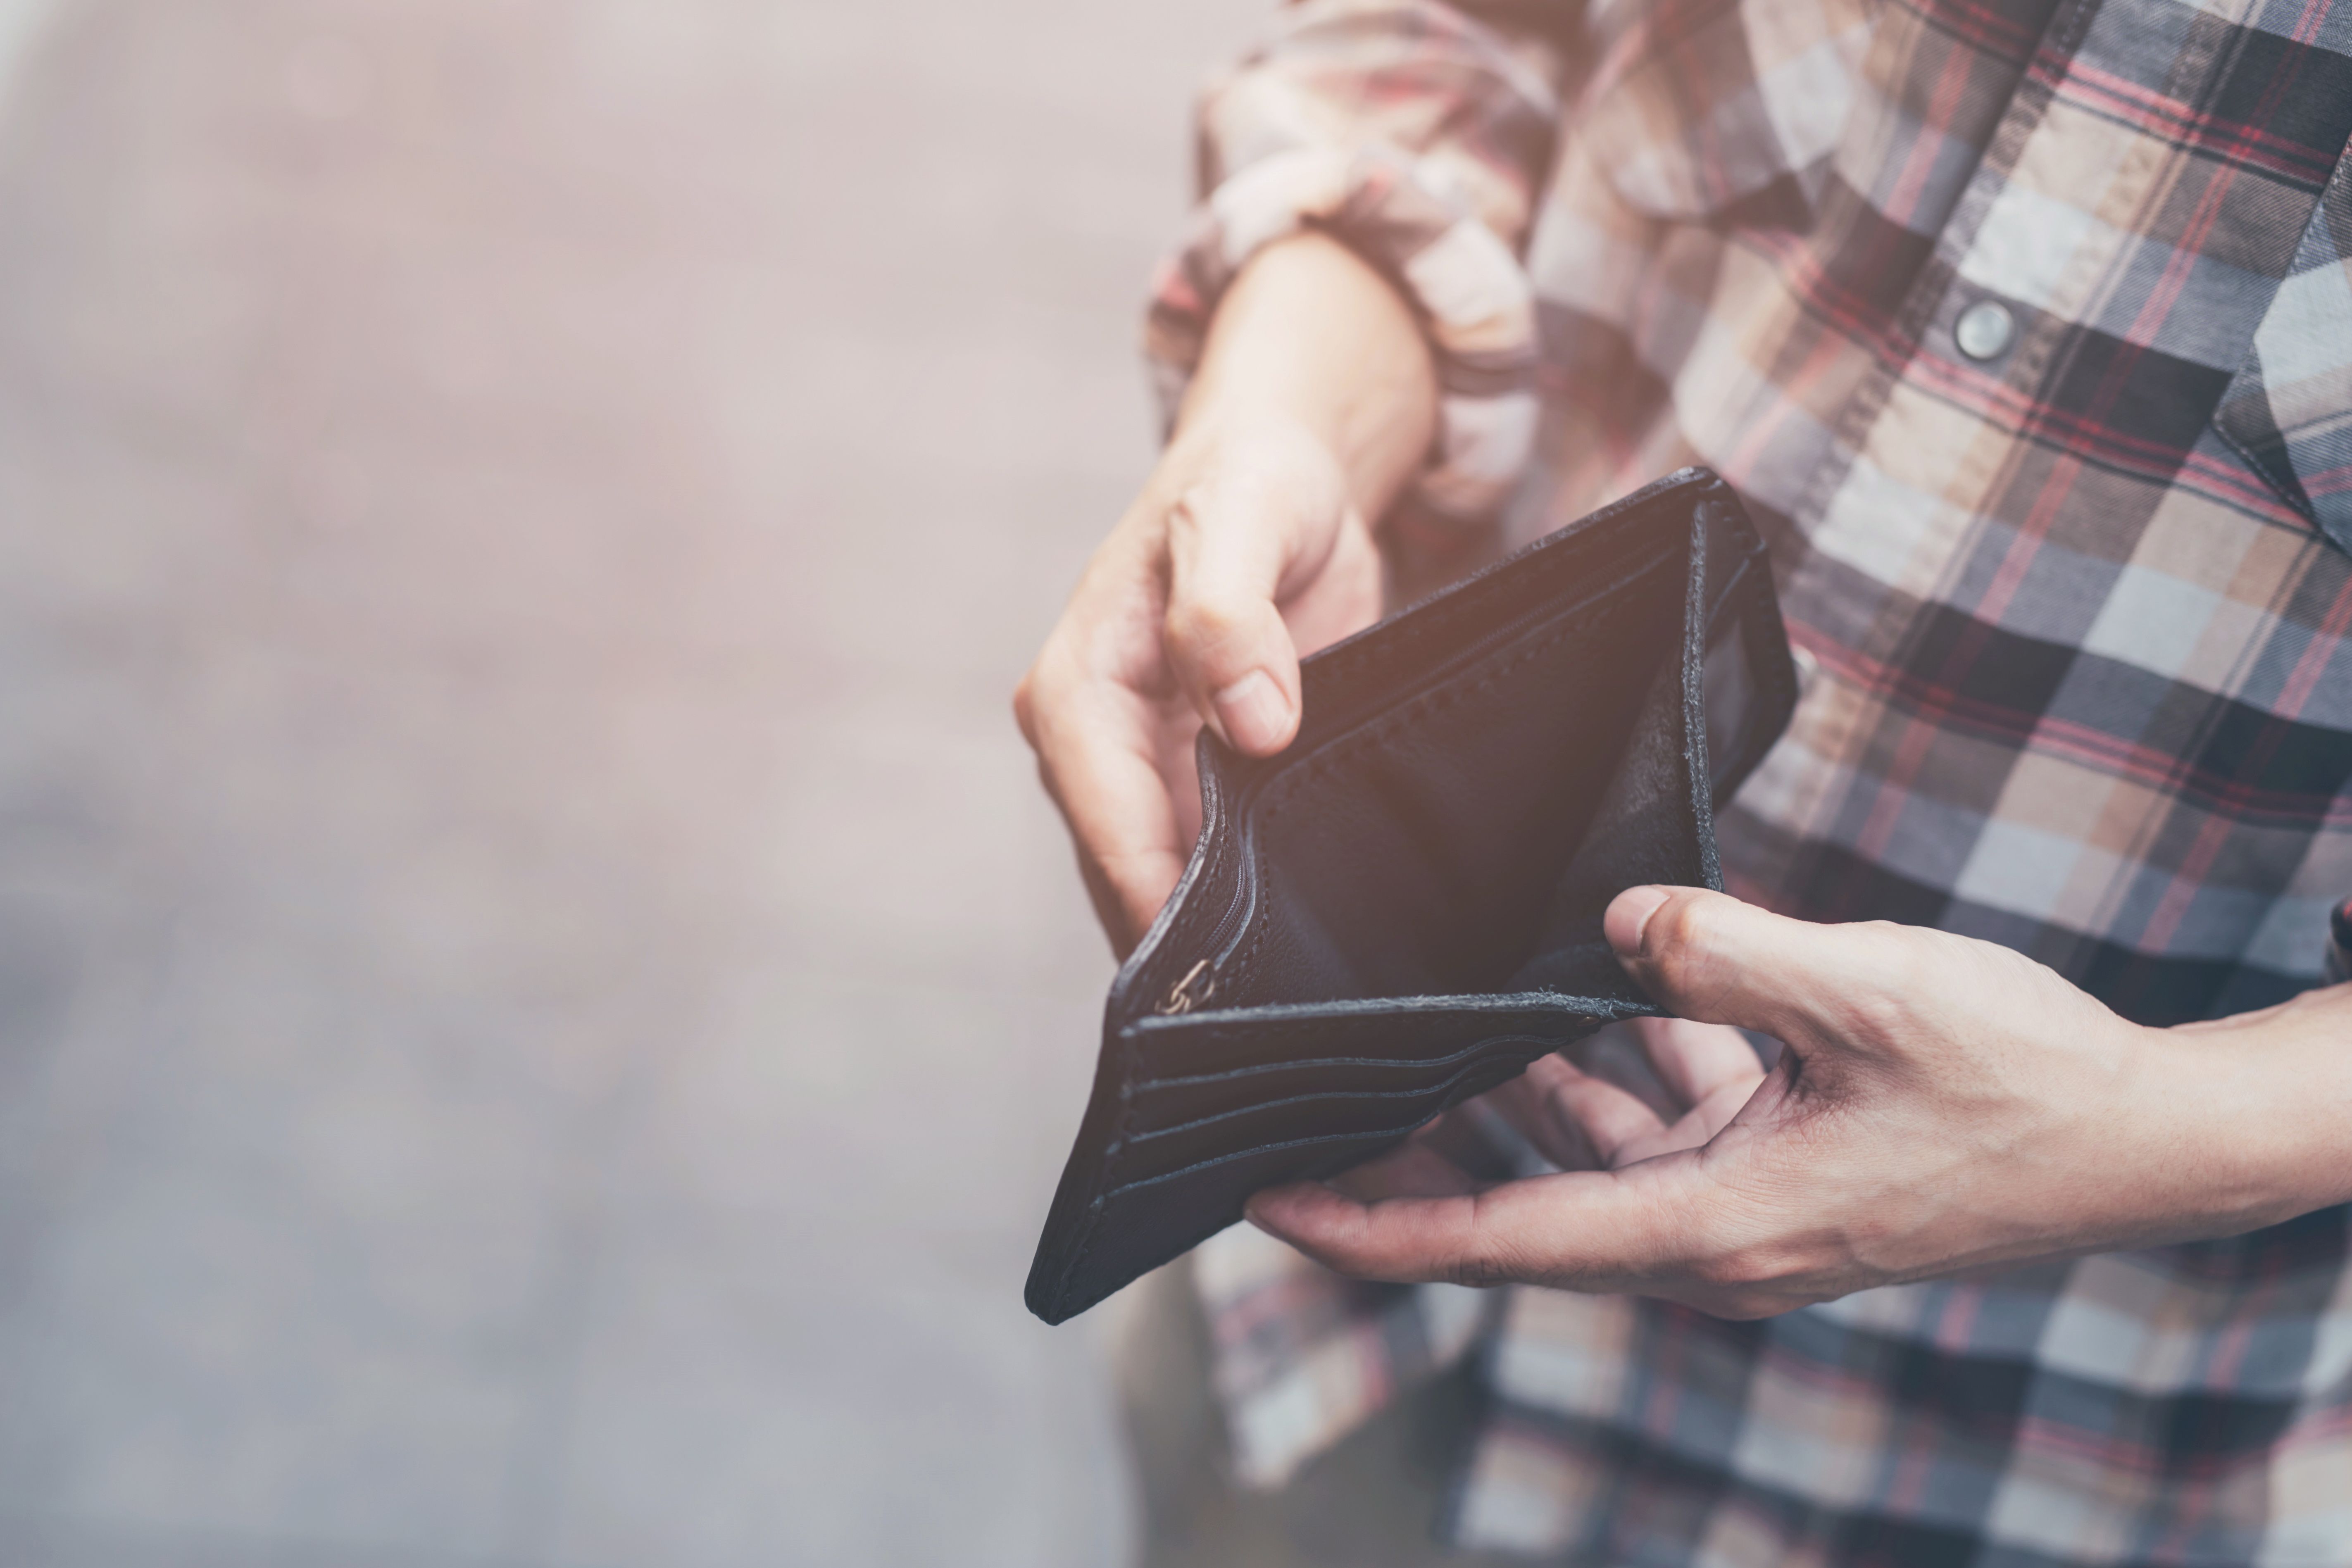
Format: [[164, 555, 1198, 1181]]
[[1214, 671, 1292, 753], [1605, 885, 1671, 957]]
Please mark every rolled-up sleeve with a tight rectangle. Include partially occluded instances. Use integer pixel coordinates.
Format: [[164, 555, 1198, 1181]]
[[1146, 0, 1576, 521]]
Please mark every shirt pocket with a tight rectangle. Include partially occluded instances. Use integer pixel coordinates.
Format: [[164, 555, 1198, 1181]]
[[2213, 154, 2352, 557]]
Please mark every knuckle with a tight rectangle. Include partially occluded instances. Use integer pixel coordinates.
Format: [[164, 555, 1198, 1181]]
[[1836, 923, 1938, 1036], [1646, 895, 1725, 989], [1688, 1245, 1759, 1290], [1691, 1241, 1799, 1293], [1866, 923, 1933, 985], [1442, 1196, 1529, 1290], [1010, 673, 1039, 742], [1665, 894, 1725, 954], [1683, 1204, 1794, 1292], [1166, 481, 1215, 530], [1442, 1251, 1518, 1290]]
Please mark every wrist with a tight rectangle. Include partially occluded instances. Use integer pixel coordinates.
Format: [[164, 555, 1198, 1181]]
[[1176, 233, 1436, 521], [2154, 985, 2352, 1234]]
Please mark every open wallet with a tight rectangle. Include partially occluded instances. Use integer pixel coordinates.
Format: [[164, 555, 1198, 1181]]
[[1024, 467, 1799, 1325]]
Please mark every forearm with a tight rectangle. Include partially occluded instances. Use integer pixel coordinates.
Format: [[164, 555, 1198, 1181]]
[[2162, 982, 2352, 1229], [1174, 232, 1438, 524]]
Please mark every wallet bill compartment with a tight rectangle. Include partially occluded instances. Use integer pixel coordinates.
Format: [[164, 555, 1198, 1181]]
[[1201, 557, 1682, 1011], [1109, 505, 1691, 1024]]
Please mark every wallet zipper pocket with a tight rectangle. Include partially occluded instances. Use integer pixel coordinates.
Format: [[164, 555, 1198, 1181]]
[[1158, 959, 1214, 1015], [1157, 864, 1256, 1014]]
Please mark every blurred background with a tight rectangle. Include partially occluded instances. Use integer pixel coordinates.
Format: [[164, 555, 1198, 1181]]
[[0, 0, 1266, 1561]]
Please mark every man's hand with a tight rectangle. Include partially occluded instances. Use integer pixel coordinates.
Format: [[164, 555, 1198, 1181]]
[[1013, 415, 1379, 948], [1247, 887, 2352, 1317], [1016, 234, 1436, 952]]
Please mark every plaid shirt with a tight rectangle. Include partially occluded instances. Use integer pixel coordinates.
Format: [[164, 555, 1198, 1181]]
[[1144, 0, 2352, 1561]]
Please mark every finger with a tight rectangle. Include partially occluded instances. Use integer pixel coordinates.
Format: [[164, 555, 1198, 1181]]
[[1579, 1025, 1682, 1119], [1678, 1073, 1764, 1146], [1522, 1054, 1670, 1166], [1483, 1066, 1601, 1171], [1161, 486, 1310, 756], [1245, 1156, 1717, 1293], [1604, 885, 1910, 1051], [1331, 1120, 1484, 1201], [1630, 1016, 1769, 1108], [1612, 1071, 1769, 1168], [1021, 677, 1192, 954]]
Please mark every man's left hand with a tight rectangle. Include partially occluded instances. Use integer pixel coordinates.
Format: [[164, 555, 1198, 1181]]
[[1246, 888, 2352, 1317]]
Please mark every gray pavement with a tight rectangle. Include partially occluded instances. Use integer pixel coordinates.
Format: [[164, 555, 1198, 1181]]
[[0, 0, 1262, 1562]]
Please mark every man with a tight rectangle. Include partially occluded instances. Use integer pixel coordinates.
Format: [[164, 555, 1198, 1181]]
[[1016, 0, 2352, 1558]]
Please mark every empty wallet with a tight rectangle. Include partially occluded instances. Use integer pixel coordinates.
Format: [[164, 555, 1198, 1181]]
[[1025, 467, 1798, 1325]]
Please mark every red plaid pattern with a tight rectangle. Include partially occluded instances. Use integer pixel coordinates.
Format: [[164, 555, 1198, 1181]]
[[1148, 0, 2352, 1560]]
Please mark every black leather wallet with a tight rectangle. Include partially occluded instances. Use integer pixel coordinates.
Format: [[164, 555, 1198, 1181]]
[[1025, 468, 1797, 1324]]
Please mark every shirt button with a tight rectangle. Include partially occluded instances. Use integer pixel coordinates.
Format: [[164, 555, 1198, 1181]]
[[1954, 299, 2016, 361]]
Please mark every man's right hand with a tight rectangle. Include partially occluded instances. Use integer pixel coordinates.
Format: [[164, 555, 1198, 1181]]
[[1013, 413, 1380, 950], [1014, 233, 1438, 954]]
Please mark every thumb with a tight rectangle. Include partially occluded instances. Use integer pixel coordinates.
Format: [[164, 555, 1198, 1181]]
[[1605, 885, 1905, 1054], [1160, 482, 1312, 757]]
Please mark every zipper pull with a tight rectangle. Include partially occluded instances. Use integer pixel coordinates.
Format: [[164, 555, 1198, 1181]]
[[1157, 959, 1215, 1016]]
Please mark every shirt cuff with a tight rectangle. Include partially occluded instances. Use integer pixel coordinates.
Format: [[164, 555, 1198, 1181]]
[[1145, 143, 1541, 524]]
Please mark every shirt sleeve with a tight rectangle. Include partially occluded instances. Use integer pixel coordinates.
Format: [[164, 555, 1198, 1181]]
[[1145, 0, 1577, 523]]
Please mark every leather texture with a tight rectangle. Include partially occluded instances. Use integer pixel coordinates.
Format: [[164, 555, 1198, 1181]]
[[1025, 469, 1798, 1325]]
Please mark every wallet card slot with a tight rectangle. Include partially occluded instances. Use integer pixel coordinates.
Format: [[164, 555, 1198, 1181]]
[[1137, 1030, 1566, 1092], [1106, 1050, 1544, 1188], [1276, 474, 1706, 743], [1128, 1030, 1576, 1126], [1066, 1132, 1433, 1313], [1101, 1127, 1409, 1201], [1122, 993, 1640, 1081]]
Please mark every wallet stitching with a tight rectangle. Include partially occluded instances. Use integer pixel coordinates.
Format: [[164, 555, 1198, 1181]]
[[1124, 994, 1650, 1085], [1706, 499, 1798, 789], [1256, 562, 1669, 823], [1300, 516, 1670, 704], [1287, 480, 1703, 700], [1262, 592, 1643, 823], [1133, 1029, 1590, 1091]]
